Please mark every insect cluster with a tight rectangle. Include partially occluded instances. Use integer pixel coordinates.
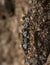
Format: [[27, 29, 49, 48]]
[[22, 0, 50, 65]]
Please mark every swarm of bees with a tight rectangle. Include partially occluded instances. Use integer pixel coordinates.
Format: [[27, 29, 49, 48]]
[[22, 0, 50, 65]]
